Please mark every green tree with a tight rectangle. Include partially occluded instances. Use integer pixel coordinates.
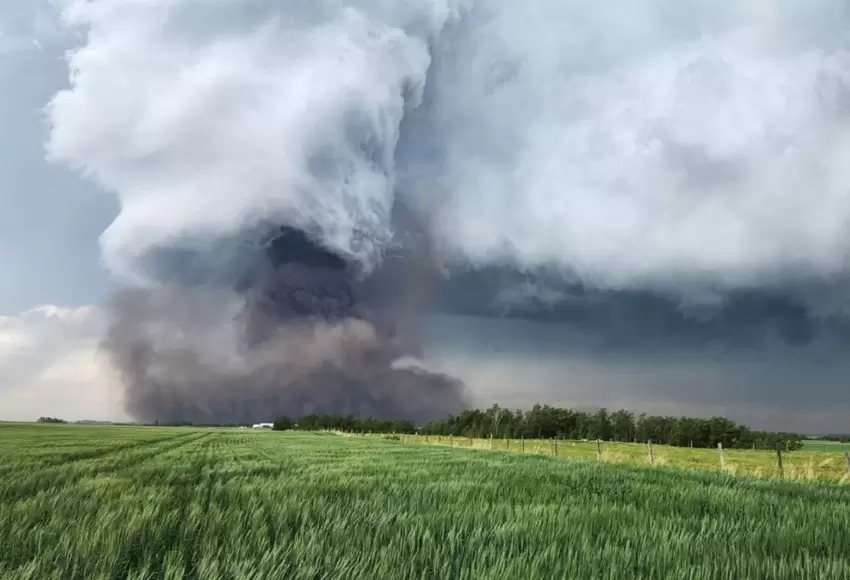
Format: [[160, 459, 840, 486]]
[[610, 410, 635, 441], [272, 416, 294, 431], [591, 408, 613, 440]]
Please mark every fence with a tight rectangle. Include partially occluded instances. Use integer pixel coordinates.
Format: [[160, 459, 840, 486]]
[[380, 433, 850, 483]]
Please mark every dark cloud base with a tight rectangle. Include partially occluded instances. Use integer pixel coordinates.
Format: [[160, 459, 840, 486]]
[[439, 266, 849, 351], [425, 313, 850, 434]]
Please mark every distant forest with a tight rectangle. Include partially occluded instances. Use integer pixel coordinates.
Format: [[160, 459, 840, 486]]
[[268, 404, 807, 451]]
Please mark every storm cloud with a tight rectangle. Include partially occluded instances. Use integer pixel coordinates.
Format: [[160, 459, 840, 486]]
[[38, 0, 850, 429]]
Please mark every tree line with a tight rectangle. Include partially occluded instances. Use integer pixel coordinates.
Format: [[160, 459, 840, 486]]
[[274, 404, 805, 450], [418, 405, 804, 450], [36, 417, 67, 424], [273, 414, 416, 434]]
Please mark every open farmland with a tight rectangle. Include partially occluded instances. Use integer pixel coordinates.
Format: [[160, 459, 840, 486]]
[[393, 434, 850, 482], [802, 439, 850, 453], [1, 424, 850, 579]]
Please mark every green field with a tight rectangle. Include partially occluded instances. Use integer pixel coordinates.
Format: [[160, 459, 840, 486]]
[[395, 434, 850, 482], [2, 424, 850, 579], [802, 439, 850, 452]]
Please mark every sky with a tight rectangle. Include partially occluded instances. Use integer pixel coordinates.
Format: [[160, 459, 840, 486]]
[[2, 0, 850, 432], [0, 1, 120, 420], [0, 2, 115, 313]]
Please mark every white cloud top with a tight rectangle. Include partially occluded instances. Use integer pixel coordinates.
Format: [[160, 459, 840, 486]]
[[46, 0, 850, 296]]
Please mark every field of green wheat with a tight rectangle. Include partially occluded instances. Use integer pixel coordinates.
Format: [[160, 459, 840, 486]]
[[802, 439, 850, 452], [392, 433, 850, 482], [2, 423, 850, 579]]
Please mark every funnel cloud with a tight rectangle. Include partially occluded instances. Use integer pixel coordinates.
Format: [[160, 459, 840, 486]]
[[43, 0, 850, 427], [104, 223, 467, 424]]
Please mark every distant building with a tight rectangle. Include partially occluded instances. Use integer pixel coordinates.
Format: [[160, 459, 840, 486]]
[[252, 423, 274, 429]]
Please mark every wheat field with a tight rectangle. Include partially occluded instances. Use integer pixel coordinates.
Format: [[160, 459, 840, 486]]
[[1, 423, 849, 579], [392, 433, 850, 482]]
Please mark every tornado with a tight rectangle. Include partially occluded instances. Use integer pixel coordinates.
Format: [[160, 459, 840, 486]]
[[105, 223, 468, 424], [45, 1, 850, 429]]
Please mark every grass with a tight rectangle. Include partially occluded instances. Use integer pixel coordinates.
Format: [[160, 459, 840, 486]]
[[2, 424, 850, 579], [801, 439, 850, 452], [394, 434, 850, 482]]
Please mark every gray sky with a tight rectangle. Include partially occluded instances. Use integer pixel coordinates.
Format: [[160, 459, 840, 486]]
[[0, 1, 120, 421], [2, 0, 850, 432], [0, 2, 115, 315]]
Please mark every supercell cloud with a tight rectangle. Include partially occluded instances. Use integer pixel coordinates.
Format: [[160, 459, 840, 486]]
[[410, 1, 850, 293], [44, 0, 850, 427], [48, 1, 850, 291]]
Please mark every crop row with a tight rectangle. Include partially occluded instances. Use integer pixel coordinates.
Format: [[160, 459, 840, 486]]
[[1, 427, 849, 579]]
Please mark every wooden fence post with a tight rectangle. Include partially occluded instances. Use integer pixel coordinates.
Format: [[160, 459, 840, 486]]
[[648, 440, 655, 465], [450, 434, 453, 447], [554, 438, 558, 456], [776, 444, 784, 479], [521, 436, 525, 453], [718, 442, 726, 469], [490, 434, 494, 450], [596, 439, 602, 460]]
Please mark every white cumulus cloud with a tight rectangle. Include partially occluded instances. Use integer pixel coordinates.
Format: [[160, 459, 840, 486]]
[[47, 0, 464, 279], [405, 0, 850, 292], [46, 0, 850, 299]]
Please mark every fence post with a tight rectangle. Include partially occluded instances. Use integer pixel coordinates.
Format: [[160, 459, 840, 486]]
[[844, 452, 850, 474], [648, 439, 654, 465], [450, 434, 453, 447], [718, 442, 726, 469], [490, 434, 494, 450], [506, 437, 510, 451], [521, 435, 525, 453], [596, 439, 602, 460], [554, 438, 558, 456], [776, 444, 784, 479]]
